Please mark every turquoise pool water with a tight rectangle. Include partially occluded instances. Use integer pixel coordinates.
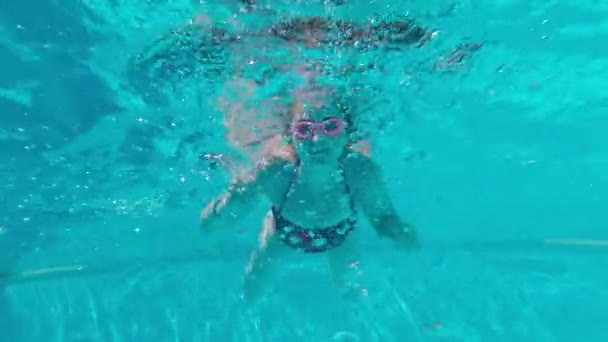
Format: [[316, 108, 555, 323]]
[[1, 0, 608, 341]]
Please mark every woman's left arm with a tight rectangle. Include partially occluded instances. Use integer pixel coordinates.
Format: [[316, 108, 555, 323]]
[[343, 152, 418, 250]]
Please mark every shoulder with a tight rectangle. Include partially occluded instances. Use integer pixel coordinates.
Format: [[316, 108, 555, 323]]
[[234, 154, 294, 185], [341, 150, 386, 197], [342, 149, 380, 177], [233, 141, 296, 196], [258, 138, 297, 175], [233, 135, 295, 179]]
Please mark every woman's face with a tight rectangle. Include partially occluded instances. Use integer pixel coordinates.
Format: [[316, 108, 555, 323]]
[[289, 101, 349, 163]]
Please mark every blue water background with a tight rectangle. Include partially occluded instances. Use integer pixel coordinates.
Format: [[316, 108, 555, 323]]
[[1, 0, 607, 341]]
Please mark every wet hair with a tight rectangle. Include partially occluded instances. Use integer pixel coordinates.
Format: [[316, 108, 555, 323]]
[[333, 93, 357, 139]]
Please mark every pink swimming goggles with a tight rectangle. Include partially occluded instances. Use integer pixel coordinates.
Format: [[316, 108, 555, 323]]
[[291, 117, 345, 141]]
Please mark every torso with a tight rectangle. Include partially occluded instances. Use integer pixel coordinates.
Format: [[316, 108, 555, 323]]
[[262, 150, 358, 253], [278, 164, 354, 228]]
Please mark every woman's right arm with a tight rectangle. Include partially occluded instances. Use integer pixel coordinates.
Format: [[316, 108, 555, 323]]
[[200, 157, 288, 232]]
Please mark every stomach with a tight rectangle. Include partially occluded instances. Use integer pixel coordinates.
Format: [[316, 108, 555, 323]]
[[277, 193, 353, 229]]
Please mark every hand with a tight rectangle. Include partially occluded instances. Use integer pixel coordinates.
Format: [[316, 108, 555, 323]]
[[200, 199, 219, 223], [375, 215, 419, 251], [200, 196, 226, 231], [392, 224, 419, 251]]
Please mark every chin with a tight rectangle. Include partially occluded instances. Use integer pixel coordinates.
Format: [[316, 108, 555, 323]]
[[304, 151, 340, 162]]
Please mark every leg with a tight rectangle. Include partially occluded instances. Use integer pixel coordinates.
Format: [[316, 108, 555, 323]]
[[327, 234, 368, 301], [242, 210, 291, 304]]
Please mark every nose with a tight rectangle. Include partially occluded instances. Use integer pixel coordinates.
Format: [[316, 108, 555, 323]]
[[311, 133, 320, 142]]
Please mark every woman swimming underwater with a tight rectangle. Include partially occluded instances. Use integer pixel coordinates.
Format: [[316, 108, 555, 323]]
[[200, 84, 417, 302], [126, 5, 479, 303]]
